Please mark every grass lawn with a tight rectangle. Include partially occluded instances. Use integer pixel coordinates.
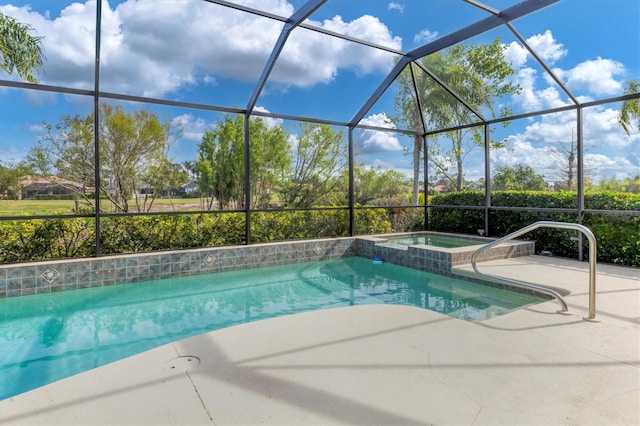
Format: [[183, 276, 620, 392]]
[[0, 198, 206, 216]]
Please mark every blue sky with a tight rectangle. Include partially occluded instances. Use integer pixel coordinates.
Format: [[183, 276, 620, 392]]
[[1, 0, 639, 185]]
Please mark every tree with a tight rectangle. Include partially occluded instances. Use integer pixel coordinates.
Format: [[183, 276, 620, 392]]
[[591, 174, 640, 193], [395, 37, 520, 200], [195, 115, 289, 210], [137, 160, 188, 211], [30, 113, 95, 200], [0, 160, 33, 199], [103, 105, 180, 212], [349, 166, 411, 205], [545, 128, 592, 191], [29, 103, 181, 212], [195, 131, 225, 210], [248, 117, 290, 208], [618, 79, 640, 136], [182, 160, 197, 181], [492, 164, 548, 191], [0, 12, 45, 83], [281, 123, 347, 208]]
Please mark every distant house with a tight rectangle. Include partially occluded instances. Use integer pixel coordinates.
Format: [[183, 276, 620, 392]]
[[135, 183, 154, 197], [419, 183, 448, 194], [430, 184, 448, 193], [179, 181, 199, 196], [134, 182, 198, 198], [20, 176, 85, 200], [159, 185, 181, 197]]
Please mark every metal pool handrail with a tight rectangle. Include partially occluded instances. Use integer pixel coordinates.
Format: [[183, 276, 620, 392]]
[[471, 221, 598, 321]]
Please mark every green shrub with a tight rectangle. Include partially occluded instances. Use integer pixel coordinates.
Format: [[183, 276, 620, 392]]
[[1, 193, 636, 266], [250, 208, 392, 242], [100, 213, 246, 254], [0, 217, 95, 262], [429, 190, 640, 267], [585, 213, 640, 266], [428, 191, 484, 234], [354, 208, 394, 234]]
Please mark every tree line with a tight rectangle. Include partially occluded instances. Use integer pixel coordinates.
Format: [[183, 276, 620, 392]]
[[0, 104, 412, 212], [1, 100, 639, 214]]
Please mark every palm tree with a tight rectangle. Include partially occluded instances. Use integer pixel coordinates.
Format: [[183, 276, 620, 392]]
[[0, 12, 45, 83], [395, 38, 520, 200], [618, 79, 640, 136]]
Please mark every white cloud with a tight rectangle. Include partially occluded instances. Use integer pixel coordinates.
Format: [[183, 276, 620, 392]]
[[356, 113, 402, 153], [27, 123, 45, 132], [492, 108, 639, 182], [504, 30, 566, 69], [172, 113, 210, 141], [23, 90, 58, 107], [511, 67, 541, 110], [504, 41, 529, 69], [171, 108, 288, 145], [585, 152, 631, 172], [526, 30, 567, 64], [583, 105, 638, 149], [511, 67, 570, 111], [413, 29, 438, 45], [506, 30, 626, 111], [287, 133, 300, 152], [252, 106, 284, 128], [505, 30, 575, 112], [2, 1, 400, 96], [388, 2, 405, 13], [553, 57, 625, 96], [1, 3, 97, 88], [306, 14, 401, 81], [360, 112, 396, 129], [359, 130, 402, 153]]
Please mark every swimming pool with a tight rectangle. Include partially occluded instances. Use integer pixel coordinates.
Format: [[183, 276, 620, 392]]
[[388, 233, 485, 248], [0, 256, 544, 400]]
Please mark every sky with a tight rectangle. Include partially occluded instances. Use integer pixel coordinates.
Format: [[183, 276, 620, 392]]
[[1, 0, 639, 185]]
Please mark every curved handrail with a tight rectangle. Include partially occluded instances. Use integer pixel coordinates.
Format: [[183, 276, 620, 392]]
[[471, 221, 597, 321]]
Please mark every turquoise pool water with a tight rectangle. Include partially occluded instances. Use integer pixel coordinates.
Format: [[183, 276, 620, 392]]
[[0, 256, 543, 400], [388, 233, 483, 248]]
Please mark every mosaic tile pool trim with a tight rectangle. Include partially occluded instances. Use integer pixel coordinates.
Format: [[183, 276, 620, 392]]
[[0, 234, 533, 299], [0, 238, 355, 298]]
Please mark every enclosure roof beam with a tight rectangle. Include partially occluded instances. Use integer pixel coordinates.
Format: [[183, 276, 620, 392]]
[[463, 0, 500, 16], [506, 22, 580, 105], [205, 0, 404, 56], [349, 0, 560, 127], [245, 0, 327, 113], [464, 0, 579, 105], [412, 60, 487, 124]]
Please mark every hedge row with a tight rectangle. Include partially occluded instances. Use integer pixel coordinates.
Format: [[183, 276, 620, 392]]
[[0, 209, 393, 263], [429, 191, 640, 267], [1, 191, 637, 267]]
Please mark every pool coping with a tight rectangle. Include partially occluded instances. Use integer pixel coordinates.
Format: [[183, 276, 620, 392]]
[[0, 232, 534, 299]]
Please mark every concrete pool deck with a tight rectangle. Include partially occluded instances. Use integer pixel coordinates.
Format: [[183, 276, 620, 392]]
[[1, 255, 638, 425]]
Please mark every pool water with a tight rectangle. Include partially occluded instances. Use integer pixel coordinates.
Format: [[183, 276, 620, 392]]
[[388, 234, 483, 248], [0, 256, 543, 400]]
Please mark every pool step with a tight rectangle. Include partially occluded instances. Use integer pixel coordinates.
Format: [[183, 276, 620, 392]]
[[451, 259, 570, 297]]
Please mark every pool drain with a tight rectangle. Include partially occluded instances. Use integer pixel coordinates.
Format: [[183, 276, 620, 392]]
[[162, 355, 201, 372]]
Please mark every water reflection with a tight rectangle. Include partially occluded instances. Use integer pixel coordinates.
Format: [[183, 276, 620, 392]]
[[0, 257, 542, 399]]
